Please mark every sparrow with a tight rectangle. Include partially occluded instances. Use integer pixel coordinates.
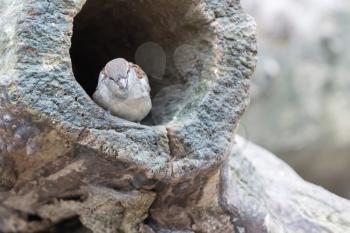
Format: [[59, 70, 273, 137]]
[[93, 58, 152, 122]]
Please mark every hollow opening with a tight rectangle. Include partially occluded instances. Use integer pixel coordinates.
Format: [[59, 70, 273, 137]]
[[70, 0, 213, 124], [44, 215, 92, 233]]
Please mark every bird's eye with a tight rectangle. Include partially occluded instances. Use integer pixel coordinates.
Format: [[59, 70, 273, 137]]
[[101, 73, 108, 79], [104, 75, 113, 81]]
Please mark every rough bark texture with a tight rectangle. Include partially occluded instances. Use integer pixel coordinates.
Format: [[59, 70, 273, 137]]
[[0, 0, 255, 232], [221, 136, 350, 233], [0, 0, 349, 233]]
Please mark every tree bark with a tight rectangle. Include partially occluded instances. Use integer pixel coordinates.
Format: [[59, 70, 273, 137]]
[[0, 0, 349, 233]]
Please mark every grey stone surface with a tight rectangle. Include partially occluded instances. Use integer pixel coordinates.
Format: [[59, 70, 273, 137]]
[[221, 136, 350, 233]]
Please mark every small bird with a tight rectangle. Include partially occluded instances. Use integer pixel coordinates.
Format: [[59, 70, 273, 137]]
[[93, 58, 152, 122]]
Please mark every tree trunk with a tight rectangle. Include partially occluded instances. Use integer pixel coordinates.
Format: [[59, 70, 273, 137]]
[[0, 0, 349, 232]]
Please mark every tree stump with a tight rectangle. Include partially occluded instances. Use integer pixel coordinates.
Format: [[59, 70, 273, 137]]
[[1, 0, 349, 233]]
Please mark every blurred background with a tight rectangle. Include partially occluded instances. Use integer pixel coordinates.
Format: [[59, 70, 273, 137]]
[[240, 0, 350, 199]]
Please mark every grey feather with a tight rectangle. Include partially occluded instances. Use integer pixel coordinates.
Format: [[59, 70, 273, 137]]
[[93, 58, 152, 122], [105, 58, 129, 79]]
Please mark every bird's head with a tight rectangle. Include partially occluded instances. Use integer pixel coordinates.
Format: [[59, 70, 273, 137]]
[[101, 58, 130, 98]]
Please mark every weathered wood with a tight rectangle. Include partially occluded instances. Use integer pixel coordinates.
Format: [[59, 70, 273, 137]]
[[0, 0, 255, 232], [2, 0, 349, 233], [221, 136, 350, 233]]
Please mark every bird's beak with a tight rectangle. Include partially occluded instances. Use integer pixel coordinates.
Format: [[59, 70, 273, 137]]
[[117, 78, 128, 89]]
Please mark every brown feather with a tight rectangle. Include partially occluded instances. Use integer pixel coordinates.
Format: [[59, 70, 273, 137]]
[[130, 63, 146, 79]]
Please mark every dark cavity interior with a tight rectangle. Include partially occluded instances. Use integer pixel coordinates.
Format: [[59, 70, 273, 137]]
[[70, 0, 213, 123]]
